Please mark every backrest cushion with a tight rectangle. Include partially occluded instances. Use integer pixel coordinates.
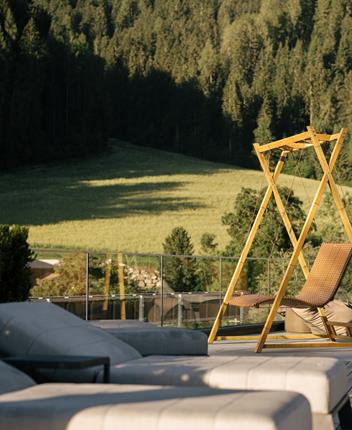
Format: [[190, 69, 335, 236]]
[[0, 360, 35, 394], [0, 301, 142, 366], [292, 300, 352, 335]]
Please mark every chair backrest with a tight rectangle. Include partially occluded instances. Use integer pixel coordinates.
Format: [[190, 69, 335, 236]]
[[296, 243, 352, 306]]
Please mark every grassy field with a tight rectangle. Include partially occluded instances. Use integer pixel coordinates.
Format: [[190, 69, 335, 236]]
[[0, 141, 350, 253]]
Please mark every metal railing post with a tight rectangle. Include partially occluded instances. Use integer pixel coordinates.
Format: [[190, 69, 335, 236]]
[[160, 255, 164, 327], [177, 293, 183, 327], [239, 303, 244, 324], [219, 256, 222, 304], [267, 258, 271, 317], [139, 295, 144, 322], [267, 258, 271, 296], [85, 252, 89, 321]]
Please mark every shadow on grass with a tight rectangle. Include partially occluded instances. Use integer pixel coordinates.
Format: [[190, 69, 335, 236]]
[[0, 182, 201, 225], [0, 140, 235, 225], [0, 178, 204, 225]]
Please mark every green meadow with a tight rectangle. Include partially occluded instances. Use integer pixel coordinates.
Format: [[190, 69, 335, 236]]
[[0, 141, 349, 254]]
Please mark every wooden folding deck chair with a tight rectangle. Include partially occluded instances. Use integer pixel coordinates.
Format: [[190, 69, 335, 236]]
[[231, 243, 352, 309], [208, 126, 352, 352], [231, 242, 352, 339]]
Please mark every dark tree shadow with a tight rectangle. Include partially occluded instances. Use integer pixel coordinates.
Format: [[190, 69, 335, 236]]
[[0, 177, 208, 225], [0, 1, 250, 227]]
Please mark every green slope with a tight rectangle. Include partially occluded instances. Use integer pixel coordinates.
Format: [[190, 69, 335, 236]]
[[0, 141, 348, 253]]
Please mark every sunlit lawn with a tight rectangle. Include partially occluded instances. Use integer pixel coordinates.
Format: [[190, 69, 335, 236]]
[[0, 141, 349, 253]]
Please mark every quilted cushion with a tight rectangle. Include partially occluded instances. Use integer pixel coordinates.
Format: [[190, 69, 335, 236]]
[[0, 383, 311, 430], [105, 354, 348, 415]]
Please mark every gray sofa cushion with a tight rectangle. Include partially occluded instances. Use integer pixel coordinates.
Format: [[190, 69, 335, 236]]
[[90, 320, 208, 356], [0, 361, 35, 395], [0, 302, 141, 381], [91, 320, 157, 329], [0, 383, 312, 430]]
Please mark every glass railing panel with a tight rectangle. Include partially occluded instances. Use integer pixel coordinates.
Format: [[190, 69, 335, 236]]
[[30, 249, 87, 299], [160, 254, 221, 328], [30, 249, 88, 318], [86, 252, 162, 322], [31, 249, 302, 328]]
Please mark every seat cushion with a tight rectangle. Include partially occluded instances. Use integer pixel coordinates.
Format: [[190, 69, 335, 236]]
[[91, 320, 208, 356], [0, 361, 35, 395], [292, 300, 352, 335], [284, 308, 311, 333], [0, 383, 311, 430], [104, 354, 348, 415], [0, 302, 141, 381]]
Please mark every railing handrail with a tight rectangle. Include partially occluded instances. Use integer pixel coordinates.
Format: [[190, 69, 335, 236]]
[[32, 247, 297, 262]]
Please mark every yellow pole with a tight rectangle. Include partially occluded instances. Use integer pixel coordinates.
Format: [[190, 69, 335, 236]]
[[103, 255, 112, 312], [308, 127, 352, 241], [118, 252, 126, 320], [208, 151, 288, 343], [255, 146, 309, 278]]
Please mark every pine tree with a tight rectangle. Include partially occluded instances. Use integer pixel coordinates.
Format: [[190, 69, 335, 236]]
[[162, 226, 198, 292], [254, 95, 276, 144], [0, 225, 34, 302]]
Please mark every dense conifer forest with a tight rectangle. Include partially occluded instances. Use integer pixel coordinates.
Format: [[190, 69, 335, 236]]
[[1, 0, 352, 181]]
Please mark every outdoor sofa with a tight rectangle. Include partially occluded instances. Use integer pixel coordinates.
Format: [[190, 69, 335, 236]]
[[0, 360, 312, 430], [0, 301, 350, 429]]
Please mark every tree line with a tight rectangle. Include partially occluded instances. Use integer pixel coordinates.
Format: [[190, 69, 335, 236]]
[[1, 0, 352, 182]]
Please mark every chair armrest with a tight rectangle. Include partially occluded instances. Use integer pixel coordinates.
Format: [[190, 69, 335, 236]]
[[326, 320, 352, 328]]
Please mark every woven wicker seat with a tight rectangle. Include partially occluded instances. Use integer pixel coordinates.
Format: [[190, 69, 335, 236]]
[[230, 243, 352, 309]]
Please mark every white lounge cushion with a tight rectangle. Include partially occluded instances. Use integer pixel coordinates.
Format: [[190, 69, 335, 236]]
[[0, 383, 311, 430], [91, 320, 208, 356], [0, 302, 141, 381], [0, 361, 35, 395], [104, 354, 348, 415]]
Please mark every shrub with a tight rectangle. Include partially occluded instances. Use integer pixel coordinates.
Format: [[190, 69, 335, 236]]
[[196, 233, 219, 291], [0, 225, 34, 302], [31, 253, 115, 297], [162, 226, 199, 292]]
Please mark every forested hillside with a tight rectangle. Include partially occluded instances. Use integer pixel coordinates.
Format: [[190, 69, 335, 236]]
[[1, 0, 352, 180]]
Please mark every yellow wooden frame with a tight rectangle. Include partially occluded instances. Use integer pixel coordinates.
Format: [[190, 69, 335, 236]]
[[208, 126, 352, 352]]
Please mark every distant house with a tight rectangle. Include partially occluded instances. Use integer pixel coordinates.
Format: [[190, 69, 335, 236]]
[[28, 259, 59, 282]]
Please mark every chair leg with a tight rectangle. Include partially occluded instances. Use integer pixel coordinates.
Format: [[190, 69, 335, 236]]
[[338, 398, 352, 430], [318, 307, 336, 341]]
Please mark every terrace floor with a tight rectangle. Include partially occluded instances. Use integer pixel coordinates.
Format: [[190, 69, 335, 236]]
[[210, 337, 352, 360]]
